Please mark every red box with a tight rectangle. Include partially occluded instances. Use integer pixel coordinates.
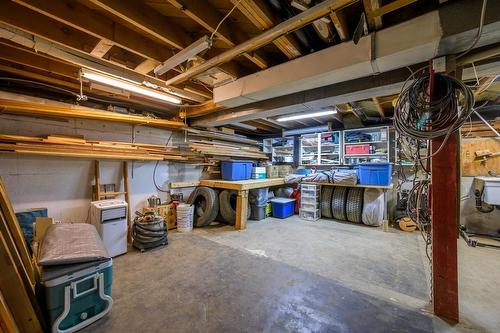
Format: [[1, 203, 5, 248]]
[[345, 144, 370, 155]]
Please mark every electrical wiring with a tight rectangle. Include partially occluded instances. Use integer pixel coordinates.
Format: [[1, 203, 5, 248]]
[[152, 134, 173, 193], [456, 0, 488, 60], [394, 72, 475, 160], [210, 0, 243, 41]]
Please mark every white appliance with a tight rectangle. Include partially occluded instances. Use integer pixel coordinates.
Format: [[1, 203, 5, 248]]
[[90, 199, 128, 257]]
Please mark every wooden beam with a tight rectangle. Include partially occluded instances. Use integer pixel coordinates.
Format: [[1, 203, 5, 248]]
[[0, 2, 99, 53], [372, 97, 385, 117], [431, 132, 459, 321], [166, 0, 355, 85], [0, 97, 186, 130], [363, 0, 383, 30], [372, 0, 418, 17], [89, 39, 114, 58], [134, 59, 160, 75], [11, 0, 175, 62], [330, 10, 349, 41], [0, 44, 79, 79], [85, 0, 189, 50], [185, 101, 225, 118], [233, 0, 302, 60], [86, 0, 242, 79], [167, 0, 269, 69]]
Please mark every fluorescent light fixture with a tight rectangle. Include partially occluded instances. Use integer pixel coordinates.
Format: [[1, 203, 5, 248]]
[[154, 36, 212, 76], [81, 70, 181, 104], [277, 109, 337, 122]]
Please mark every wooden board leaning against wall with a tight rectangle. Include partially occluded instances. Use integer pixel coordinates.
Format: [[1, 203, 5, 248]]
[[461, 137, 500, 176]]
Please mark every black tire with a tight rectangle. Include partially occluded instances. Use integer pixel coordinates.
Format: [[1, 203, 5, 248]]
[[321, 186, 334, 218], [346, 188, 364, 223], [219, 190, 250, 225], [187, 186, 219, 227], [331, 186, 348, 221]]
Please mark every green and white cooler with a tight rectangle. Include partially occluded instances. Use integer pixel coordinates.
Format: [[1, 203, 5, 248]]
[[37, 223, 113, 333]]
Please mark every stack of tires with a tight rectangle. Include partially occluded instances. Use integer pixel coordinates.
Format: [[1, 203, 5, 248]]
[[320, 186, 384, 226], [187, 186, 258, 227], [321, 186, 364, 223], [132, 211, 168, 252]]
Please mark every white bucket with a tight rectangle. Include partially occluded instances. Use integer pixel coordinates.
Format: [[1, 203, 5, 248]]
[[176, 204, 194, 232]]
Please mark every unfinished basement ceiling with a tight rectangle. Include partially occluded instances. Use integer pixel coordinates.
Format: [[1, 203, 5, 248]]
[[0, 0, 499, 135]]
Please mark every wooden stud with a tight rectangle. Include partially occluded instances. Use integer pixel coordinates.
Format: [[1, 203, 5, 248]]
[[0, 178, 35, 286], [90, 39, 114, 58], [0, 229, 43, 333], [232, 0, 302, 60], [0, 290, 20, 333], [123, 162, 132, 243], [95, 161, 101, 201], [363, 0, 383, 30], [235, 190, 249, 230], [330, 10, 349, 41], [372, 97, 385, 117], [371, 0, 418, 17]]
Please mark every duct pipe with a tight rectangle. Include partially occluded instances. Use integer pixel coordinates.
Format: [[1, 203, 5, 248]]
[[283, 124, 330, 136]]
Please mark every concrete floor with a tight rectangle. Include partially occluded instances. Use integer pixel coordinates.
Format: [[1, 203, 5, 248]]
[[81, 216, 500, 333]]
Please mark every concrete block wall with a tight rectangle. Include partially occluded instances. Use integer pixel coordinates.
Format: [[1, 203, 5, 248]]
[[0, 114, 203, 222]]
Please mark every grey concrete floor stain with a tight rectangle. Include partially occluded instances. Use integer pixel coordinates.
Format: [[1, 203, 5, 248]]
[[81, 234, 435, 332], [79, 217, 499, 333]]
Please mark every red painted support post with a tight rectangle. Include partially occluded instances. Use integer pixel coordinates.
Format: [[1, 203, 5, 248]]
[[431, 73, 459, 321]]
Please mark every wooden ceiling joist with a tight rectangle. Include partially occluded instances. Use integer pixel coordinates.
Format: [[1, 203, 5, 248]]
[[0, 43, 79, 79], [232, 0, 302, 60], [165, 0, 355, 85], [184, 101, 225, 118], [167, 0, 269, 69], [11, 0, 174, 63], [363, 0, 383, 30], [330, 10, 349, 42], [371, 97, 385, 117], [86, 0, 244, 80]]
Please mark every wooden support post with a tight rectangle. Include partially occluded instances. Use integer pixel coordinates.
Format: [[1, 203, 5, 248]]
[[94, 160, 101, 201], [431, 132, 459, 322], [235, 190, 249, 230], [123, 162, 132, 243]]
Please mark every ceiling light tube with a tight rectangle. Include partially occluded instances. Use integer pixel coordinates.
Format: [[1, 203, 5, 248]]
[[154, 36, 212, 76], [81, 70, 181, 104], [277, 109, 337, 122]]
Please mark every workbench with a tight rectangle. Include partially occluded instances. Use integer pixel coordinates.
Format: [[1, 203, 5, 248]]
[[303, 182, 393, 230], [170, 178, 286, 230]]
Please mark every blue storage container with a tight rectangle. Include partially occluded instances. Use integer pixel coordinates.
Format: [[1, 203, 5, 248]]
[[15, 208, 48, 250], [221, 160, 253, 180], [270, 198, 296, 218], [359, 162, 392, 185]]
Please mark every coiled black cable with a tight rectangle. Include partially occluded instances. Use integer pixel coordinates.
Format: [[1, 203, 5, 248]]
[[394, 73, 474, 148]]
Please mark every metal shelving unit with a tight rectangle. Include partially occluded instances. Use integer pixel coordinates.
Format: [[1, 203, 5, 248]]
[[342, 126, 389, 165], [299, 131, 341, 166]]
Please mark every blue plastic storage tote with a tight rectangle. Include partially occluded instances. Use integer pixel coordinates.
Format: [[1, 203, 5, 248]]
[[270, 198, 295, 218], [359, 162, 392, 186], [221, 160, 253, 180]]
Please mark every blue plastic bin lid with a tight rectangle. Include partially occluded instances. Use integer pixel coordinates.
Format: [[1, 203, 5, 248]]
[[269, 198, 296, 203], [360, 162, 391, 165], [222, 160, 252, 164]]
